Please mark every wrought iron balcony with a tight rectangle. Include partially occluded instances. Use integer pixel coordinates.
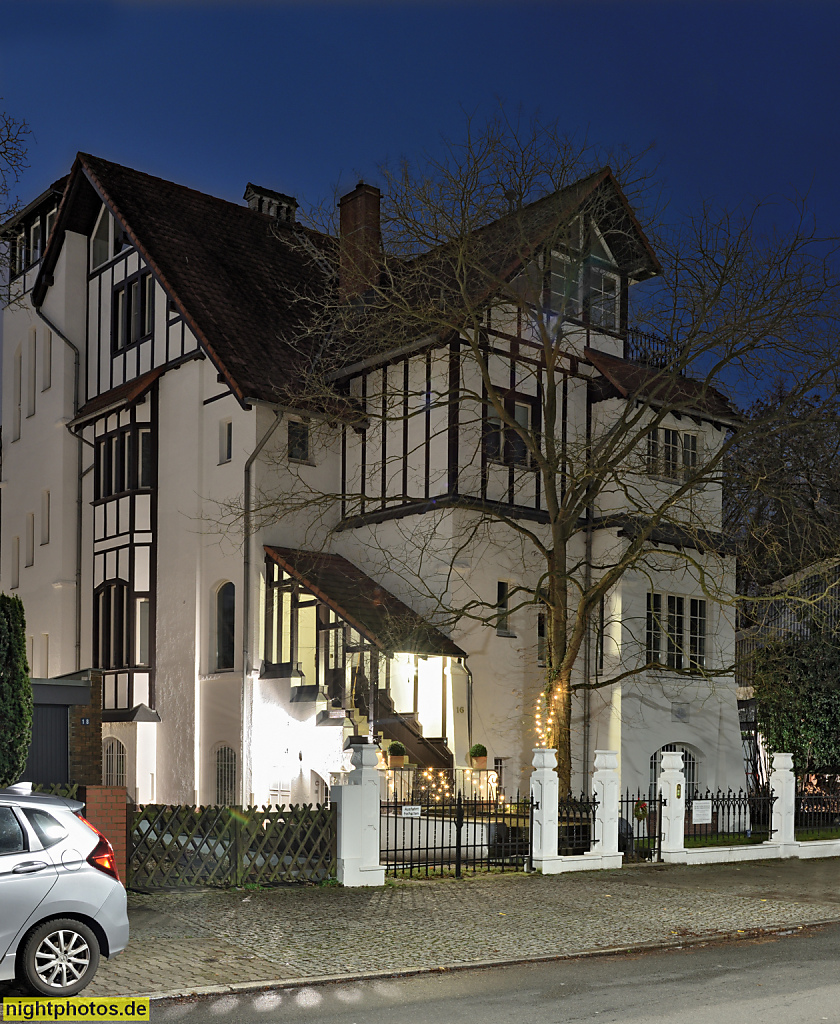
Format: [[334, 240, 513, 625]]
[[624, 328, 686, 373]]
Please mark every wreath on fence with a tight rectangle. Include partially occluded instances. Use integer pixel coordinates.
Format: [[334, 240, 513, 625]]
[[633, 800, 649, 821]]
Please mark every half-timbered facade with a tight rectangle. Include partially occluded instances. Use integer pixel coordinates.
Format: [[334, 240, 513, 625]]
[[0, 154, 745, 804]]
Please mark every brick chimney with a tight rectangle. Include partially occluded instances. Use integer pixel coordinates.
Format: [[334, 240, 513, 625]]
[[338, 181, 381, 300]]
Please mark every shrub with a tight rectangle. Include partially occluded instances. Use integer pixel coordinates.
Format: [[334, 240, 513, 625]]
[[0, 595, 32, 788], [469, 743, 487, 759], [388, 741, 407, 756]]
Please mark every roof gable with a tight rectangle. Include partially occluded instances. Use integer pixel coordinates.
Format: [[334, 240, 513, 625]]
[[35, 153, 331, 407]]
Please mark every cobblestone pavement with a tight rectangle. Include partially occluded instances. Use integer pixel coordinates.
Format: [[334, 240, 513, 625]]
[[68, 858, 840, 998]]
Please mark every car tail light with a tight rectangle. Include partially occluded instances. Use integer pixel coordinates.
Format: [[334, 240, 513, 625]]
[[78, 815, 120, 882]]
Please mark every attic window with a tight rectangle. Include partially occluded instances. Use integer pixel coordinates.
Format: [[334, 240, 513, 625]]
[[92, 208, 110, 268]]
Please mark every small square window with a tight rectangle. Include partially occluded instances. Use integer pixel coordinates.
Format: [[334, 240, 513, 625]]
[[288, 420, 310, 462]]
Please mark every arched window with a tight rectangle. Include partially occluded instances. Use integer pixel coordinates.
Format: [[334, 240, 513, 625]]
[[215, 746, 236, 805], [650, 743, 700, 798], [103, 737, 126, 787], [215, 582, 235, 670]]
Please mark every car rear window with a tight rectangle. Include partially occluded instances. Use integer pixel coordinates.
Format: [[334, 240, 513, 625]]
[[0, 807, 26, 854], [22, 808, 68, 848]]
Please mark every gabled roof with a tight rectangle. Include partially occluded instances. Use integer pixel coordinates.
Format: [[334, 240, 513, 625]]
[[35, 154, 331, 407], [264, 546, 466, 658], [585, 346, 740, 424]]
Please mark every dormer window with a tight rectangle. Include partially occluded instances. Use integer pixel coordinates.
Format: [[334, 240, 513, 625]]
[[588, 266, 619, 331], [29, 221, 42, 264]]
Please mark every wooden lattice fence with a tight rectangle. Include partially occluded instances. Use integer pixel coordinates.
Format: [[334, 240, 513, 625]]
[[128, 803, 336, 889], [32, 783, 81, 799]]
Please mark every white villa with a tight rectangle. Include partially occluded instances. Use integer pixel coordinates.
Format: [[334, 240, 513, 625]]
[[0, 155, 745, 805]]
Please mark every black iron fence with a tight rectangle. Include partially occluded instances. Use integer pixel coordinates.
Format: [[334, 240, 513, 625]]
[[381, 767, 499, 804], [685, 789, 775, 846], [558, 792, 598, 855], [381, 789, 531, 878], [619, 790, 664, 862], [795, 789, 840, 840]]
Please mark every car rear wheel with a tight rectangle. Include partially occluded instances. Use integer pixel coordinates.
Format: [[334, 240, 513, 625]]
[[20, 918, 101, 996]]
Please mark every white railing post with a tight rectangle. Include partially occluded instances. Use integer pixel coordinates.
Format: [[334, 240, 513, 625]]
[[590, 750, 622, 868], [658, 750, 686, 860], [333, 742, 385, 886], [770, 752, 796, 850], [530, 747, 560, 872]]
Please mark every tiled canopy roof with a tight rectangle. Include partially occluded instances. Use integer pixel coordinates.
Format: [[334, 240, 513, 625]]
[[585, 346, 739, 424], [71, 366, 165, 426], [264, 546, 466, 658]]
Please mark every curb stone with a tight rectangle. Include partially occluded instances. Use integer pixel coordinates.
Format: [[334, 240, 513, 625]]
[[147, 919, 839, 1005]]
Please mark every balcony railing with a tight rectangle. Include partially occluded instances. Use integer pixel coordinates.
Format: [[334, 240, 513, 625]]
[[624, 328, 686, 373]]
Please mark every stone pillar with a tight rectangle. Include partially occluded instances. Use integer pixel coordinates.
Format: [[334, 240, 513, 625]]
[[530, 747, 560, 871], [333, 743, 385, 886], [770, 752, 796, 849], [658, 749, 686, 859], [591, 750, 621, 865]]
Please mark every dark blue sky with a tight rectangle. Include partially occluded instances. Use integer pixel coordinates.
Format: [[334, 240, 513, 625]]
[[2, 0, 838, 236]]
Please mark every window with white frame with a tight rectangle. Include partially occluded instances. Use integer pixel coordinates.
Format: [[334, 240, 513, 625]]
[[587, 265, 619, 331], [484, 396, 536, 467], [646, 428, 700, 482], [549, 253, 581, 320], [646, 592, 707, 671], [288, 420, 309, 462], [29, 220, 42, 265]]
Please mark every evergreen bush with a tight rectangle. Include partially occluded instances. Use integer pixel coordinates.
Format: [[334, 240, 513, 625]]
[[0, 594, 32, 788]]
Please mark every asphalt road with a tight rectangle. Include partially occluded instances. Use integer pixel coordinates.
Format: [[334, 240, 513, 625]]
[[152, 923, 840, 1023]]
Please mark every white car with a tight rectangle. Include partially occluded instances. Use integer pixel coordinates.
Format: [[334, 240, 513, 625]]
[[0, 784, 129, 996]]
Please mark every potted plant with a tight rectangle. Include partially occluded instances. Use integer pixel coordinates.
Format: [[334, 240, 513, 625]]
[[388, 741, 407, 768], [469, 743, 488, 770]]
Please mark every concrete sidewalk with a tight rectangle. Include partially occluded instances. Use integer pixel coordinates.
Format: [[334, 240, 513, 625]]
[[11, 858, 840, 1001]]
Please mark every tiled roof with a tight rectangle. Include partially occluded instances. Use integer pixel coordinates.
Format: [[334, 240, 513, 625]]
[[37, 154, 331, 407], [264, 546, 466, 658], [585, 346, 739, 423], [71, 366, 165, 426]]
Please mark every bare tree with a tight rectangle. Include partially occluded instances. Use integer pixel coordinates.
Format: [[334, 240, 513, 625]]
[[0, 105, 31, 273], [215, 112, 840, 790]]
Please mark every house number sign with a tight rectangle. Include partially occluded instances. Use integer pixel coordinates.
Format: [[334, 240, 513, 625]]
[[402, 805, 422, 818], [692, 800, 713, 824]]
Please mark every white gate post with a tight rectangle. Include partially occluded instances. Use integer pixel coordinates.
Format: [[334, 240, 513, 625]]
[[530, 747, 561, 873], [590, 750, 622, 867], [333, 742, 385, 886], [658, 749, 686, 861], [770, 752, 797, 852]]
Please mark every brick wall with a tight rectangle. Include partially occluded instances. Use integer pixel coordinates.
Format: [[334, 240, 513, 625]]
[[79, 784, 128, 882], [68, 673, 103, 785]]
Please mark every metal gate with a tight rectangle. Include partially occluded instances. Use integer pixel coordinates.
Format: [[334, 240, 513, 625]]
[[381, 788, 532, 878], [618, 790, 665, 862]]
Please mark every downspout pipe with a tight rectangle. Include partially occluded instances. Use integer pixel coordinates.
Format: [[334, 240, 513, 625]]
[[34, 307, 82, 673], [241, 408, 285, 802]]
